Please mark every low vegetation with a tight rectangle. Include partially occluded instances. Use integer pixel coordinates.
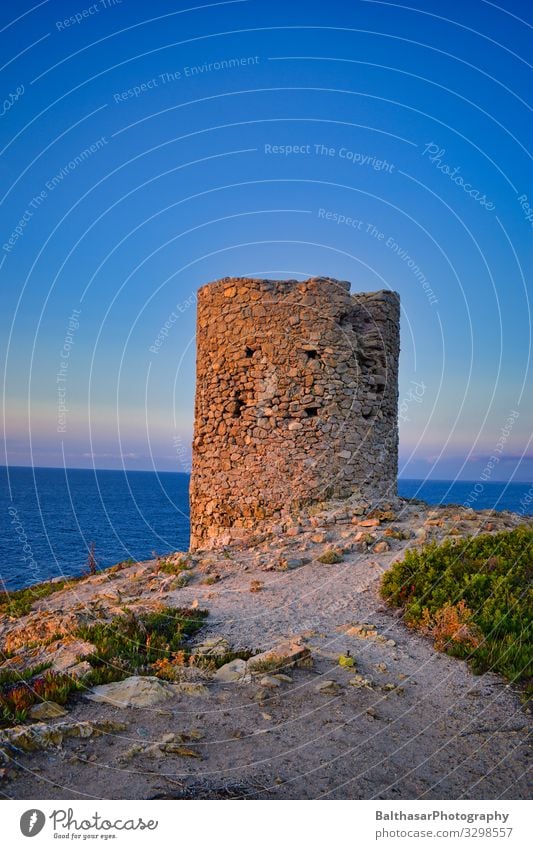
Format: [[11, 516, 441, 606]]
[[0, 607, 210, 727], [157, 556, 192, 575], [0, 559, 137, 619], [380, 527, 533, 687], [317, 549, 344, 564], [0, 580, 73, 618]]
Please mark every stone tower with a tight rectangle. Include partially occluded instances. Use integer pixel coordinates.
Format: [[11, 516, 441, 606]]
[[190, 277, 400, 549]]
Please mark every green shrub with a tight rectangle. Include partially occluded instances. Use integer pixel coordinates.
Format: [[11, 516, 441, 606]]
[[380, 527, 533, 684], [317, 549, 344, 564]]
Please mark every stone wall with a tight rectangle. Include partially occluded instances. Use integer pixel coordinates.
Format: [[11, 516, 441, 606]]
[[190, 277, 400, 549]]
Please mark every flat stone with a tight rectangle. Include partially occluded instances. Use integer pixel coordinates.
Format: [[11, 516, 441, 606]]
[[85, 676, 176, 708], [283, 557, 310, 570]]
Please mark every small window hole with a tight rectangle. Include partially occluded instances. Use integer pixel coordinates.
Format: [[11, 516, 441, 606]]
[[232, 397, 246, 418], [305, 406, 319, 417]]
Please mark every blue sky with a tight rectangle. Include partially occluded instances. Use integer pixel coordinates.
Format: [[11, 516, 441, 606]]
[[1, 0, 531, 481]]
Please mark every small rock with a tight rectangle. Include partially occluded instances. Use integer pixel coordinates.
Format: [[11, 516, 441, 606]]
[[272, 674, 292, 683], [368, 510, 396, 522], [373, 540, 390, 553], [374, 663, 388, 673], [349, 675, 373, 689], [193, 637, 230, 657], [359, 518, 380, 527], [213, 658, 249, 683], [315, 680, 341, 695], [259, 675, 281, 688], [310, 533, 328, 544], [67, 661, 93, 679], [173, 682, 209, 698], [161, 743, 202, 758], [161, 732, 176, 743]]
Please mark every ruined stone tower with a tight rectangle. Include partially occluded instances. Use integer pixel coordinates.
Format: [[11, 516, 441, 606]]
[[190, 277, 400, 549]]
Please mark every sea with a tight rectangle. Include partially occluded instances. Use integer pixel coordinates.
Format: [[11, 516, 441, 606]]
[[1, 466, 531, 591]]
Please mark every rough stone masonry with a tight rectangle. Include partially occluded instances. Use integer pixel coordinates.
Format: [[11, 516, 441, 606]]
[[190, 277, 400, 549]]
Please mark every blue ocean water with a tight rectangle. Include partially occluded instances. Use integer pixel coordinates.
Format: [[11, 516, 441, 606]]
[[1, 466, 531, 591], [1, 467, 190, 591]]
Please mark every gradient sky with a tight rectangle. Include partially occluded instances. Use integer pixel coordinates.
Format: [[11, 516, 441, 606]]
[[1, 0, 531, 481]]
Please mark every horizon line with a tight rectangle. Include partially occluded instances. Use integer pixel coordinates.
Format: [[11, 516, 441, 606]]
[[1, 464, 531, 486]]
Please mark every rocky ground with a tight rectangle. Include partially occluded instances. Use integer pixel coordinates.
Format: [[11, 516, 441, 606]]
[[0, 498, 531, 800]]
